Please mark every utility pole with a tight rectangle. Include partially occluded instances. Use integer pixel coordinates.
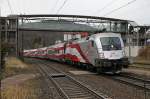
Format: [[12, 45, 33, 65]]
[[144, 27, 147, 46], [127, 24, 132, 63], [0, 6, 1, 16], [0, 16, 2, 69]]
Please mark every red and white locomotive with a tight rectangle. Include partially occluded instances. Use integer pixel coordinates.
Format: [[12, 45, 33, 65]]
[[23, 32, 129, 73]]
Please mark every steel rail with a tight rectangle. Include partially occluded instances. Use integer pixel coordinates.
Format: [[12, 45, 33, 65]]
[[38, 60, 109, 99], [26, 59, 66, 99], [130, 64, 150, 70], [111, 74, 150, 91], [120, 73, 150, 83], [37, 63, 69, 99]]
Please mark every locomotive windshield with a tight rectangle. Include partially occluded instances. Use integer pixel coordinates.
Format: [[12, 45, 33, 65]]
[[100, 37, 121, 51]]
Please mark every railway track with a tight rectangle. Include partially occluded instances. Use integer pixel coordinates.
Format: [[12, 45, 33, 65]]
[[129, 61, 150, 70], [130, 64, 150, 70], [37, 60, 109, 99], [111, 74, 150, 91], [133, 62, 150, 66], [41, 59, 150, 92]]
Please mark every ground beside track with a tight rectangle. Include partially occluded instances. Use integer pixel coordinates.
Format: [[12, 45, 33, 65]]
[[1, 57, 150, 99], [129, 63, 150, 71], [1, 57, 61, 99], [43, 59, 150, 99], [122, 68, 150, 79], [123, 63, 150, 80], [0, 57, 33, 80], [129, 58, 150, 70]]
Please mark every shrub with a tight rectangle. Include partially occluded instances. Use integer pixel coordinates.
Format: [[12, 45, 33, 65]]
[[138, 46, 150, 60]]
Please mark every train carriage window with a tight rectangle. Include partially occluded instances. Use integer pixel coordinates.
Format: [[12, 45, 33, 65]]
[[48, 49, 58, 54], [59, 50, 64, 54], [42, 51, 45, 54], [44, 51, 47, 54], [48, 50, 53, 54]]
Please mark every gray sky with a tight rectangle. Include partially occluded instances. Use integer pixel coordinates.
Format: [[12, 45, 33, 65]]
[[0, 0, 150, 25]]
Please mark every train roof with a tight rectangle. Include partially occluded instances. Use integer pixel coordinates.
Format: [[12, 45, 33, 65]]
[[91, 32, 121, 38], [26, 49, 37, 52], [38, 47, 48, 50], [23, 50, 30, 52]]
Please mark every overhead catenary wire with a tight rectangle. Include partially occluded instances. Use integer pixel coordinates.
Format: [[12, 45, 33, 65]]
[[51, 0, 60, 13], [103, 0, 137, 16], [6, 0, 13, 14], [95, 0, 119, 15], [56, 0, 68, 14]]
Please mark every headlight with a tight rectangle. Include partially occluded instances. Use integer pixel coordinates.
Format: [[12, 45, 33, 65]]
[[99, 53, 105, 58], [122, 51, 125, 56]]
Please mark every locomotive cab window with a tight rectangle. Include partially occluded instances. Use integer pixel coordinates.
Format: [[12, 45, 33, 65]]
[[91, 40, 95, 47], [100, 37, 121, 51]]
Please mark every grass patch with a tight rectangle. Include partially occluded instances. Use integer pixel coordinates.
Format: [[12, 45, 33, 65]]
[[1, 67, 30, 80], [5, 57, 28, 68], [0, 57, 33, 80], [137, 46, 150, 61], [1, 57, 41, 99], [1, 77, 55, 99], [1, 79, 38, 99], [1, 58, 57, 99]]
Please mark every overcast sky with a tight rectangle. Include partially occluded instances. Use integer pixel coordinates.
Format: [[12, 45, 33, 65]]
[[0, 0, 150, 25]]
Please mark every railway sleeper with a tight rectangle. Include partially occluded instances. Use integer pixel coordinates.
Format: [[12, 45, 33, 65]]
[[64, 88, 90, 92], [68, 94, 94, 99], [67, 93, 93, 97], [65, 90, 89, 94], [51, 73, 66, 78], [61, 85, 82, 88]]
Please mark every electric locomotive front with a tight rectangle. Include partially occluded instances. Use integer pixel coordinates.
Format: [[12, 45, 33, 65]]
[[90, 33, 129, 73]]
